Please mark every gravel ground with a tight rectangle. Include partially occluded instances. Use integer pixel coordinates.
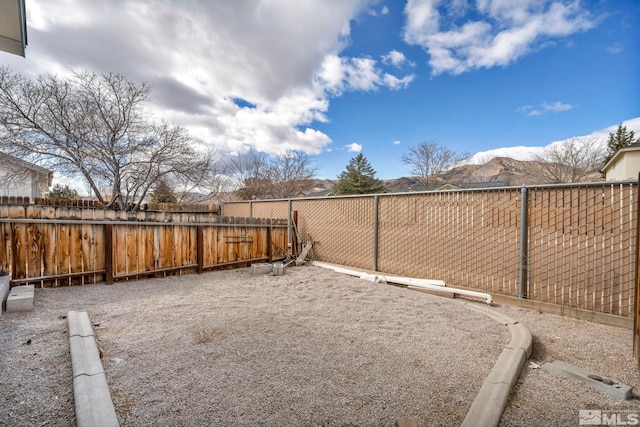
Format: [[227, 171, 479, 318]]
[[1, 265, 639, 427], [495, 304, 640, 426]]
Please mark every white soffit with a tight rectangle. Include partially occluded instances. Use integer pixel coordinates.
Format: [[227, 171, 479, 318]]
[[0, 0, 27, 57]]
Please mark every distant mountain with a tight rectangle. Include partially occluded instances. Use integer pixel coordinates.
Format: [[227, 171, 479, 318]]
[[299, 157, 603, 196], [432, 157, 542, 187], [302, 179, 336, 197], [186, 156, 604, 202], [424, 156, 602, 187]]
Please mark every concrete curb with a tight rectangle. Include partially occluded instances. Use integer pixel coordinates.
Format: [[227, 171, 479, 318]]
[[68, 311, 119, 427], [542, 361, 633, 400], [461, 305, 532, 427], [6, 284, 34, 312], [0, 275, 9, 315]]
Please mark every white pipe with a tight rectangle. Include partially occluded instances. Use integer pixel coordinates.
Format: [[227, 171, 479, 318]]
[[360, 273, 445, 287], [312, 261, 492, 304]]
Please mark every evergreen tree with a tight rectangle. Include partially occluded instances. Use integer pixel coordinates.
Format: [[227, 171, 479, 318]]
[[48, 184, 79, 199], [332, 154, 386, 195], [150, 179, 177, 203], [605, 124, 640, 163]]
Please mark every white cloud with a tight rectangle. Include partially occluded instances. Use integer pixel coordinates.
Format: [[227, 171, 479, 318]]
[[606, 44, 623, 54], [403, 0, 596, 75], [518, 101, 573, 116], [345, 143, 363, 153], [393, 140, 401, 145], [316, 54, 415, 95], [7, 0, 414, 160], [469, 116, 640, 164], [588, 117, 640, 141], [368, 5, 390, 16], [346, 57, 381, 91], [382, 50, 415, 68], [383, 73, 415, 90], [468, 146, 545, 163]]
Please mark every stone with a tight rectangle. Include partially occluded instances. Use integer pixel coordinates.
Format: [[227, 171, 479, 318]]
[[6, 284, 34, 312]]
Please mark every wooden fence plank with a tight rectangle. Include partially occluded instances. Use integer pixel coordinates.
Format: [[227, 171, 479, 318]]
[[105, 224, 113, 284], [187, 226, 197, 267], [55, 223, 70, 286], [81, 224, 93, 284], [0, 223, 10, 273], [70, 224, 84, 286], [115, 225, 127, 277], [160, 225, 173, 269], [127, 225, 138, 276], [173, 225, 183, 270], [26, 223, 43, 281], [144, 225, 155, 273], [41, 223, 56, 287], [11, 223, 25, 281]]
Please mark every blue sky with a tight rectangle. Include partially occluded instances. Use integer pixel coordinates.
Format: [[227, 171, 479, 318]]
[[2, 0, 639, 182], [315, 0, 640, 178]]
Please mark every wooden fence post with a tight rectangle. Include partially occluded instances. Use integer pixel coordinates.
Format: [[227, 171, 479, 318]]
[[287, 199, 292, 256], [292, 210, 299, 257], [197, 225, 204, 274], [105, 223, 113, 284]]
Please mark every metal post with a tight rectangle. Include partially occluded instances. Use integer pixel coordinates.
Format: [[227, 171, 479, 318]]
[[373, 195, 379, 272], [519, 185, 528, 299]]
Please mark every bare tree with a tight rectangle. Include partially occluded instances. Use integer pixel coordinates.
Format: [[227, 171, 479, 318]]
[[226, 150, 272, 200], [401, 141, 470, 185], [0, 67, 211, 210], [470, 153, 498, 183], [226, 149, 317, 200], [204, 173, 237, 203], [533, 137, 605, 183], [270, 151, 317, 198]]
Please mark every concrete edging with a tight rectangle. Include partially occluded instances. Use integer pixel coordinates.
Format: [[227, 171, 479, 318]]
[[68, 310, 119, 427], [0, 275, 9, 315], [461, 305, 532, 427], [6, 284, 34, 312]]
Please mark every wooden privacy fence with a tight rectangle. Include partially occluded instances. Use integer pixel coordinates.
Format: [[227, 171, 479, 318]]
[[0, 207, 288, 287], [223, 181, 638, 320]]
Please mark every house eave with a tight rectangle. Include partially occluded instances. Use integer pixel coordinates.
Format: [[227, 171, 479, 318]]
[[601, 146, 640, 174]]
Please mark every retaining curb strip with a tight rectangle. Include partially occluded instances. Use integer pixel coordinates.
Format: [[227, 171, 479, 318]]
[[68, 311, 119, 427], [461, 305, 532, 427]]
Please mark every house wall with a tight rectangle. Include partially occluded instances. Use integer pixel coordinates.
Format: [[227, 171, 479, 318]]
[[0, 165, 47, 199], [605, 150, 640, 181]]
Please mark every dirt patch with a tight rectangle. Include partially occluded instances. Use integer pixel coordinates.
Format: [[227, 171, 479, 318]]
[[1, 265, 639, 426]]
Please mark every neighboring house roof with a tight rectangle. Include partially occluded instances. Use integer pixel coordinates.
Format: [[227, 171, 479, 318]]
[[1, 153, 54, 186], [435, 181, 510, 191], [601, 143, 640, 174], [305, 189, 333, 198], [402, 181, 509, 192]]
